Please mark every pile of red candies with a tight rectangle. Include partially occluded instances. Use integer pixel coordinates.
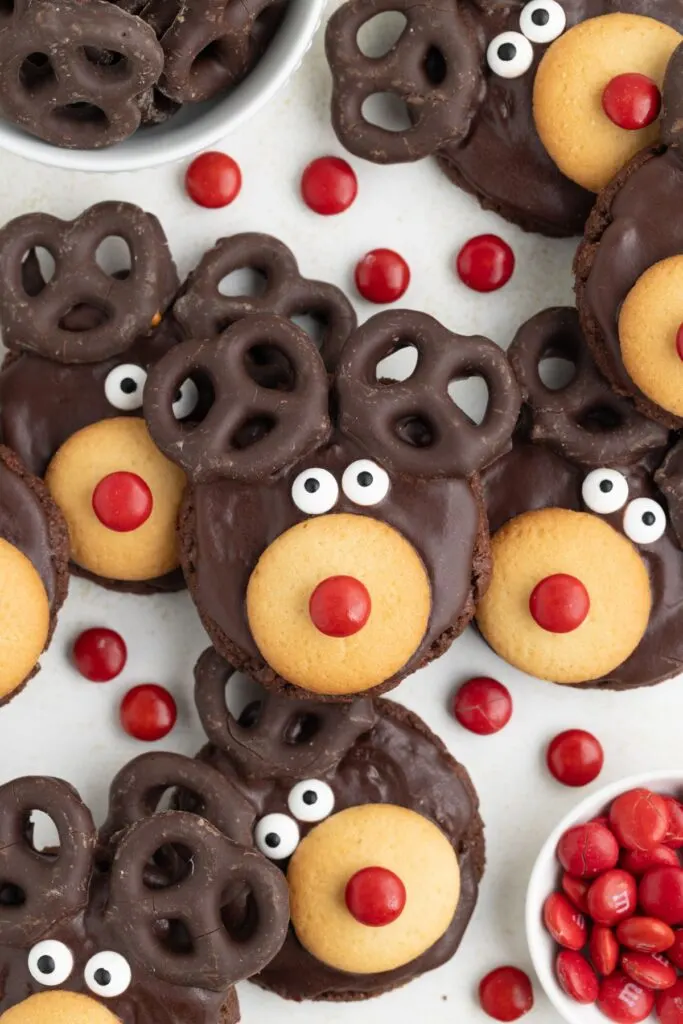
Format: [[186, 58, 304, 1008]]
[[543, 787, 683, 1023]]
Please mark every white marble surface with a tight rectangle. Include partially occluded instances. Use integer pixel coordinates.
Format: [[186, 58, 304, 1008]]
[[0, 5, 679, 1023]]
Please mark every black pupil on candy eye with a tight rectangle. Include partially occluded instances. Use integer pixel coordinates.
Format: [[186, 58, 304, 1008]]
[[357, 472, 373, 488], [265, 833, 280, 849], [600, 480, 613, 493], [94, 968, 111, 987], [120, 377, 137, 395], [532, 9, 550, 25], [174, 389, 182, 403], [304, 478, 320, 494], [498, 42, 516, 61], [303, 791, 318, 805], [37, 955, 55, 975], [642, 511, 656, 527]]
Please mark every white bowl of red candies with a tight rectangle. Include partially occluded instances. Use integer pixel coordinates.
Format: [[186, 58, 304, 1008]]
[[526, 772, 683, 1024]]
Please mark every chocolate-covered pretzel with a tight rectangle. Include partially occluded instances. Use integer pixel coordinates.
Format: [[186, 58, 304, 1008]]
[[173, 233, 357, 372], [144, 310, 520, 700], [0, 0, 164, 148]]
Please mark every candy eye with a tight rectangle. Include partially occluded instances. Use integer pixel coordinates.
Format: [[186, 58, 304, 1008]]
[[486, 31, 534, 78], [104, 364, 147, 412], [28, 940, 74, 986], [623, 498, 667, 545], [341, 460, 390, 507], [254, 813, 300, 860], [172, 378, 199, 420], [582, 469, 629, 515], [520, 0, 566, 44], [84, 951, 132, 998], [287, 780, 335, 823], [291, 468, 339, 515]]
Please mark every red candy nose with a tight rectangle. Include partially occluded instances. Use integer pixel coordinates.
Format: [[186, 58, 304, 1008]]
[[309, 575, 371, 638], [530, 574, 590, 634], [602, 73, 661, 131], [345, 867, 406, 927], [92, 472, 153, 533]]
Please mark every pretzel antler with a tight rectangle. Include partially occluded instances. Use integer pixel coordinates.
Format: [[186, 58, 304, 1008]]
[[194, 647, 377, 780], [144, 314, 331, 483], [655, 440, 683, 549], [0, 776, 96, 946], [326, 0, 481, 163], [510, 308, 669, 467], [107, 811, 289, 990], [336, 310, 521, 478], [662, 41, 683, 149]]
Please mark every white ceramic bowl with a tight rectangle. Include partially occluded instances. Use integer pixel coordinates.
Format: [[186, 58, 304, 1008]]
[[526, 770, 683, 1024], [0, 0, 327, 172]]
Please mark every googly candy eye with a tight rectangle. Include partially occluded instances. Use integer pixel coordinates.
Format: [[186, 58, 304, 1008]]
[[287, 780, 335, 823], [28, 940, 74, 986], [291, 468, 339, 515], [254, 813, 300, 860], [582, 469, 629, 515], [623, 498, 667, 545], [341, 459, 390, 507], [84, 951, 132, 998], [520, 0, 566, 44], [172, 378, 199, 421], [486, 32, 534, 79], [105, 364, 147, 412]]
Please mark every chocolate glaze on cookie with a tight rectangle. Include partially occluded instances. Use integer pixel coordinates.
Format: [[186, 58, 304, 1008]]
[[189, 649, 485, 1000]]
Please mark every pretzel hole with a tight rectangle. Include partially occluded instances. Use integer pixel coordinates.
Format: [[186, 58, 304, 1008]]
[[221, 885, 261, 944], [21, 247, 55, 295], [539, 356, 576, 391], [424, 47, 447, 85], [153, 917, 194, 955], [192, 39, 233, 80], [448, 376, 490, 425], [0, 1, 15, 18], [144, 842, 194, 892], [226, 670, 266, 724], [83, 46, 127, 71], [95, 236, 132, 277], [357, 12, 407, 58], [284, 712, 321, 747], [53, 102, 108, 129], [218, 268, 268, 298], [26, 809, 60, 853], [19, 53, 56, 93], [577, 404, 625, 434], [244, 345, 296, 392], [58, 302, 110, 332], [362, 93, 412, 132], [394, 414, 434, 448], [290, 313, 325, 348], [0, 883, 25, 907], [233, 415, 277, 450], [376, 344, 418, 382]]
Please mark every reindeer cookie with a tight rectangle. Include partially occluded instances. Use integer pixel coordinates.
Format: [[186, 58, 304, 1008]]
[[144, 310, 521, 699], [185, 648, 485, 1001], [326, 1, 683, 236], [0, 201, 189, 594], [476, 307, 683, 690], [0, 757, 290, 1024], [576, 42, 683, 429]]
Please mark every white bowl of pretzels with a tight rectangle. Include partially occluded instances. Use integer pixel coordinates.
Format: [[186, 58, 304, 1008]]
[[0, 0, 326, 172]]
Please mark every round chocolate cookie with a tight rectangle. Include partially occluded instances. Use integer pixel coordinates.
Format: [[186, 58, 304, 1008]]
[[576, 41, 683, 428], [188, 648, 485, 1001], [477, 306, 683, 690], [326, 1, 683, 237], [0, 445, 69, 708], [144, 309, 521, 700]]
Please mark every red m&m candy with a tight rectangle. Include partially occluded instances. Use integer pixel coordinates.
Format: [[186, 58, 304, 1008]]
[[120, 684, 177, 742], [355, 248, 410, 304], [345, 867, 406, 927], [92, 472, 153, 533], [556, 950, 599, 1004], [547, 730, 604, 787], [609, 788, 669, 851], [301, 156, 358, 215], [185, 152, 242, 209], [479, 966, 534, 1021], [452, 677, 512, 735], [456, 234, 515, 293], [72, 627, 127, 682], [602, 73, 661, 131]]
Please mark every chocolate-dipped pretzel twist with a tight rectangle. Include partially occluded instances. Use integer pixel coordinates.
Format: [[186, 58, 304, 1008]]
[[326, 0, 481, 163], [173, 233, 357, 373], [0, 0, 164, 149]]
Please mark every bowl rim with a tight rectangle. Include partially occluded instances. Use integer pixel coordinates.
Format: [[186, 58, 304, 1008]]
[[525, 768, 683, 1024], [0, 0, 327, 173]]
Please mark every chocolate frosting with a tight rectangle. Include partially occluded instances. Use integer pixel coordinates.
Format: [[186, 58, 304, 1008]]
[[190, 665, 485, 1000]]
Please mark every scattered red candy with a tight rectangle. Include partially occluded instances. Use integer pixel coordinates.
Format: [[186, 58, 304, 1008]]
[[664, 798, 683, 849], [621, 951, 677, 990], [587, 869, 638, 927], [452, 677, 513, 735], [345, 866, 406, 926], [676, 324, 683, 363], [456, 234, 515, 293], [355, 248, 410, 304], [185, 151, 242, 209], [668, 931, 683, 970], [547, 730, 605, 787], [301, 156, 358, 215], [639, 867, 683, 925], [556, 950, 599, 1004], [557, 822, 619, 878], [597, 971, 655, 1023], [562, 873, 591, 913], [610, 788, 670, 852], [590, 925, 620, 976], [544, 892, 588, 950], [92, 472, 153, 533], [72, 627, 127, 682], [120, 684, 177, 742], [617, 917, 676, 954], [529, 574, 590, 633], [479, 966, 534, 1021], [309, 575, 371, 638], [602, 73, 662, 131], [657, 979, 683, 1024], [621, 845, 680, 875]]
